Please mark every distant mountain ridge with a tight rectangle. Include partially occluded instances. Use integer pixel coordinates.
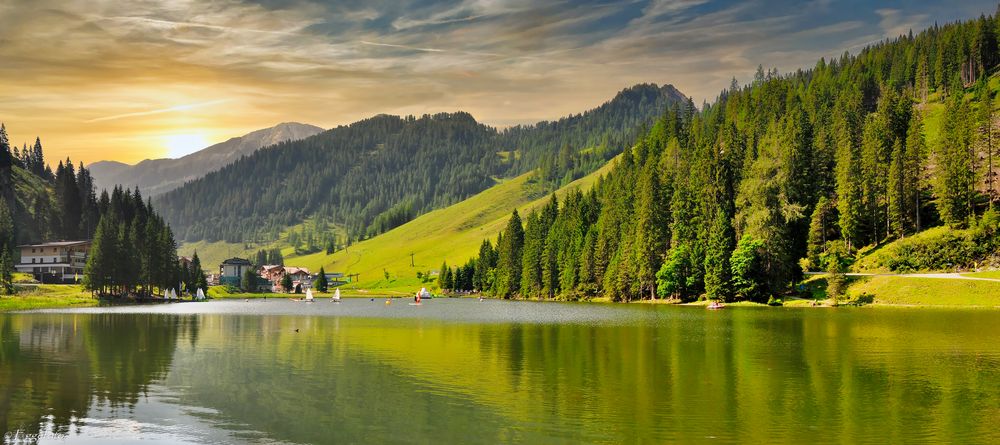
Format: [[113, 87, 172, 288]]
[[154, 83, 687, 244], [89, 122, 324, 196]]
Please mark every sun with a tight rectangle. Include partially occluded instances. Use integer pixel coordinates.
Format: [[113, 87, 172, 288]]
[[163, 133, 210, 158]]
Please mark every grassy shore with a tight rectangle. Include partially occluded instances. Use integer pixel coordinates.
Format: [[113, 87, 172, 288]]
[[1, 284, 99, 312], [846, 276, 1000, 307]]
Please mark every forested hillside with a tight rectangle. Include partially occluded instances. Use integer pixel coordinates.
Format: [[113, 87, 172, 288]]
[[0, 125, 182, 296], [459, 13, 1000, 302], [154, 84, 685, 245]]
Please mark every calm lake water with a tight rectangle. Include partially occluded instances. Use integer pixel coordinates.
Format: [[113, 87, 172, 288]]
[[2, 299, 999, 444]]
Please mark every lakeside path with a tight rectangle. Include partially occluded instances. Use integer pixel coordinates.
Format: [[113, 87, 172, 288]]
[[808, 272, 1000, 282]]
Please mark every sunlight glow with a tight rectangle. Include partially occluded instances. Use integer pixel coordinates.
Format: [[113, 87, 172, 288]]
[[163, 133, 210, 158]]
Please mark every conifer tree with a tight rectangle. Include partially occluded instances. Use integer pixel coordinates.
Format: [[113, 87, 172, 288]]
[[494, 210, 523, 298], [315, 267, 328, 292], [633, 162, 667, 299], [935, 97, 975, 227], [703, 208, 734, 301]]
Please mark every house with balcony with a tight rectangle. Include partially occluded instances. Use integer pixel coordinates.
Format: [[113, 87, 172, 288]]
[[15, 240, 92, 283], [219, 257, 253, 287]]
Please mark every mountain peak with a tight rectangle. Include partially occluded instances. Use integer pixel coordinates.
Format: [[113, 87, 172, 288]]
[[89, 122, 324, 196]]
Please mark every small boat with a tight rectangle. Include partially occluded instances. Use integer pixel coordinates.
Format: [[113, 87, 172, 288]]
[[332, 288, 341, 303], [305, 288, 314, 303], [195, 288, 207, 301], [707, 301, 726, 310]]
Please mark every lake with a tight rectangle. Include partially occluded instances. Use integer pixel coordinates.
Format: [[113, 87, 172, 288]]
[[2, 298, 999, 444]]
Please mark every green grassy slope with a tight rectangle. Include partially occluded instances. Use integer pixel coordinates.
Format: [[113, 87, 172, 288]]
[[283, 160, 616, 293], [847, 276, 1000, 307]]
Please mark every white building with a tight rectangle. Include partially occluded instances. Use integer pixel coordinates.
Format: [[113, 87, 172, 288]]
[[15, 240, 92, 283]]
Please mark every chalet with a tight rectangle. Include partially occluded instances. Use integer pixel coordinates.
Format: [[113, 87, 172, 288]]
[[15, 241, 92, 284], [219, 257, 252, 287], [258, 265, 312, 292]]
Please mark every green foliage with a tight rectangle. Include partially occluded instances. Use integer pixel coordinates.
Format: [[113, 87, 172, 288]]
[[854, 216, 1000, 273], [83, 188, 179, 297], [315, 266, 328, 292], [241, 268, 257, 293], [730, 235, 767, 302], [656, 244, 699, 301], [494, 211, 524, 298], [281, 274, 293, 293], [820, 241, 852, 301], [0, 199, 13, 295], [704, 209, 734, 301]]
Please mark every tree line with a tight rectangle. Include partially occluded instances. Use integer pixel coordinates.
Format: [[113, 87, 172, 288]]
[[81, 187, 182, 297], [452, 11, 1000, 302]]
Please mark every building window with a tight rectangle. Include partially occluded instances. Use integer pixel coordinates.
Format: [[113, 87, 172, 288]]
[[31, 258, 36, 264]]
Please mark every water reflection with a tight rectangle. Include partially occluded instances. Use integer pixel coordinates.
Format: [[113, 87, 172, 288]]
[[0, 314, 196, 443], [2, 303, 1000, 444]]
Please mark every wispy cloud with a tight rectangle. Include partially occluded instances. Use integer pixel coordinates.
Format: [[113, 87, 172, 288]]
[[0, 0, 997, 165], [85, 99, 231, 122]]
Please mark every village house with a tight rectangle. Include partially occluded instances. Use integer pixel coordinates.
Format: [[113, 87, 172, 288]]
[[258, 264, 311, 292], [219, 257, 252, 287], [15, 240, 92, 283]]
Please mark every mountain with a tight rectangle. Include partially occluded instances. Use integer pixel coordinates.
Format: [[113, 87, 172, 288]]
[[449, 11, 1000, 302], [156, 83, 686, 244], [89, 122, 324, 196], [283, 155, 618, 293]]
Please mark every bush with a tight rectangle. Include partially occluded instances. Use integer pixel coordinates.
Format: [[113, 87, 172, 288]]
[[766, 296, 783, 306], [848, 293, 875, 306]]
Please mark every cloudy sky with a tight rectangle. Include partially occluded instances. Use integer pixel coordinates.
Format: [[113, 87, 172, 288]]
[[0, 0, 996, 165]]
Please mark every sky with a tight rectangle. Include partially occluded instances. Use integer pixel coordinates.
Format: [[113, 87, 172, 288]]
[[0, 0, 997, 165]]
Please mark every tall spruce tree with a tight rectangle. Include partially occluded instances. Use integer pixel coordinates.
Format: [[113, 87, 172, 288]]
[[495, 210, 524, 298]]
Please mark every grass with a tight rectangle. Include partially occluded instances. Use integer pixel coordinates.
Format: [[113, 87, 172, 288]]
[[285, 160, 616, 292], [1, 284, 98, 312], [847, 276, 1000, 306], [961, 270, 1000, 279]]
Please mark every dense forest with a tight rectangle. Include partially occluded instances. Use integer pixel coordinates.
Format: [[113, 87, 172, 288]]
[[153, 84, 685, 244], [0, 125, 183, 296], [449, 12, 1000, 302]]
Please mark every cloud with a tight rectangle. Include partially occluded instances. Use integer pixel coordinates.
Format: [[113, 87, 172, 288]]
[[875, 8, 929, 39], [0, 0, 997, 165], [85, 99, 232, 123]]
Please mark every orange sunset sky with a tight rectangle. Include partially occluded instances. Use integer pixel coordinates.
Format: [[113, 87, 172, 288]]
[[1, 0, 994, 166]]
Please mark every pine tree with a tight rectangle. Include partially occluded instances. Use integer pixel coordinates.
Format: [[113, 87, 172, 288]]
[[242, 268, 257, 292], [315, 266, 329, 292], [703, 208, 734, 301], [735, 122, 803, 295], [519, 211, 544, 297], [806, 197, 836, 267], [0, 198, 12, 294], [935, 97, 975, 227], [633, 162, 667, 299], [438, 261, 450, 290], [834, 89, 864, 249], [906, 110, 928, 230], [494, 210, 524, 298]]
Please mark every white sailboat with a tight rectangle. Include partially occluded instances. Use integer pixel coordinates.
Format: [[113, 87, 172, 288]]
[[195, 288, 206, 301], [332, 288, 341, 303], [305, 288, 314, 302]]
